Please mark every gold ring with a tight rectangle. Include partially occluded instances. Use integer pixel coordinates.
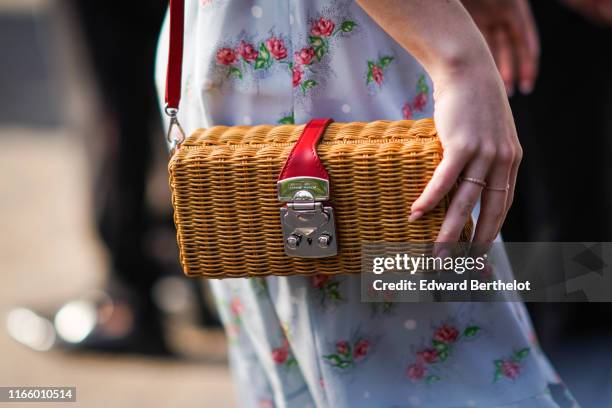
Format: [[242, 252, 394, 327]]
[[461, 177, 487, 188], [485, 184, 510, 192]]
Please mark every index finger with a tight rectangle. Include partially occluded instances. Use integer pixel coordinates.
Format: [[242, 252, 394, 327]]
[[409, 147, 472, 221]]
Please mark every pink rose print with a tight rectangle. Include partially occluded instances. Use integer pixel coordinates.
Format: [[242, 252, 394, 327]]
[[271, 330, 297, 368], [312, 274, 329, 289], [413, 92, 428, 112], [324, 336, 373, 369], [353, 339, 370, 360], [406, 324, 481, 383], [406, 363, 426, 380], [336, 340, 349, 355], [312, 274, 343, 305], [265, 37, 288, 60], [272, 346, 289, 364], [402, 74, 430, 117], [225, 297, 245, 343], [371, 65, 383, 85], [294, 47, 315, 66], [501, 360, 521, 379], [402, 102, 413, 120], [230, 297, 243, 316], [311, 17, 335, 37], [434, 325, 459, 343], [494, 347, 530, 382], [236, 40, 258, 62], [216, 47, 237, 65], [417, 348, 438, 364], [292, 65, 303, 88], [366, 56, 393, 87]]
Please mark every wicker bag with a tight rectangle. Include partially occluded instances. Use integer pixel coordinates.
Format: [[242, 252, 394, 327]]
[[164, 0, 471, 278]]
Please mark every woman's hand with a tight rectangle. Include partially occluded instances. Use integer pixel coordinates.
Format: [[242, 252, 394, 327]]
[[409, 64, 522, 248], [461, 0, 540, 96], [356, 0, 523, 247]]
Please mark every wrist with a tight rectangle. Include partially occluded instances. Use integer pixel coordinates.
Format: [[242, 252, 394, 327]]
[[427, 44, 501, 97], [426, 41, 495, 84]]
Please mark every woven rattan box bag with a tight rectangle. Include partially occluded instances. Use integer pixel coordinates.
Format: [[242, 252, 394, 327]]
[[164, 0, 471, 279]]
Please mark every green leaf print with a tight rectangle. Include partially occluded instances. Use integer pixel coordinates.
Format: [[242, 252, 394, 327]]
[[432, 340, 449, 353], [324, 353, 353, 369], [417, 74, 429, 94], [338, 360, 352, 369], [379, 56, 394, 68], [426, 375, 441, 384], [463, 325, 481, 337], [366, 60, 376, 84], [309, 35, 324, 48], [324, 354, 342, 364], [494, 359, 504, 368], [228, 66, 242, 79], [340, 20, 357, 33], [314, 46, 326, 62], [515, 347, 530, 360], [437, 350, 449, 362], [301, 79, 317, 94], [309, 36, 328, 61], [254, 43, 271, 69], [278, 114, 295, 125]]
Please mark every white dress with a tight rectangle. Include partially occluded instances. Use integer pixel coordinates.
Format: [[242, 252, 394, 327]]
[[155, 1, 577, 407]]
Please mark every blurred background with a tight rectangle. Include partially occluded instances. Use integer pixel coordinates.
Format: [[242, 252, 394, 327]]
[[0, 0, 611, 407], [0, 0, 233, 406]]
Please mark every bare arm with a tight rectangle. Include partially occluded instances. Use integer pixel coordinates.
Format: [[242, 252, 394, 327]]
[[357, 0, 522, 248]]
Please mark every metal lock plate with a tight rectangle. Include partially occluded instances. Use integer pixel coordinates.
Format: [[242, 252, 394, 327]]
[[278, 177, 338, 258]]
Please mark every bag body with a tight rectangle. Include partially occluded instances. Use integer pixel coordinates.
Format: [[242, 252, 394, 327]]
[[169, 119, 471, 278]]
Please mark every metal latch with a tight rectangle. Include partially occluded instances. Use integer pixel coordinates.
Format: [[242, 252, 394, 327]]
[[277, 177, 338, 258]]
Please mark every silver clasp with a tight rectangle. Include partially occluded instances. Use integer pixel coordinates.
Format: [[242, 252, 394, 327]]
[[165, 106, 186, 153], [278, 177, 338, 258]]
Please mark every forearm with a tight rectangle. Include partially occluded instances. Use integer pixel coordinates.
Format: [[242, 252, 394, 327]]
[[356, 0, 495, 83]]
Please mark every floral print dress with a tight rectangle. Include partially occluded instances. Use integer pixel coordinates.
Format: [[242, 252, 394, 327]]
[[155, 1, 577, 407]]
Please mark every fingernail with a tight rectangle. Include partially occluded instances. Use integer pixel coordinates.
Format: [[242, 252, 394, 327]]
[[506, 85, 514, 97], [408, 210, 423, 222], [520, 80, 533, 95]]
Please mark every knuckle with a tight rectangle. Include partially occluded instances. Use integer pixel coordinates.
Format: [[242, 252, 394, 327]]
[[479, 144, 497, 162], [496, 146, 514, 165]]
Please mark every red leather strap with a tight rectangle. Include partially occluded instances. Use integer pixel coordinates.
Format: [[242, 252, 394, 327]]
[[165, 0, 184, 110], [278, 118, 334, 181]]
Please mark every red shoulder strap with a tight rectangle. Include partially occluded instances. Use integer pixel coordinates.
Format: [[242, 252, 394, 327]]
[[165, 0, 184, 110]]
